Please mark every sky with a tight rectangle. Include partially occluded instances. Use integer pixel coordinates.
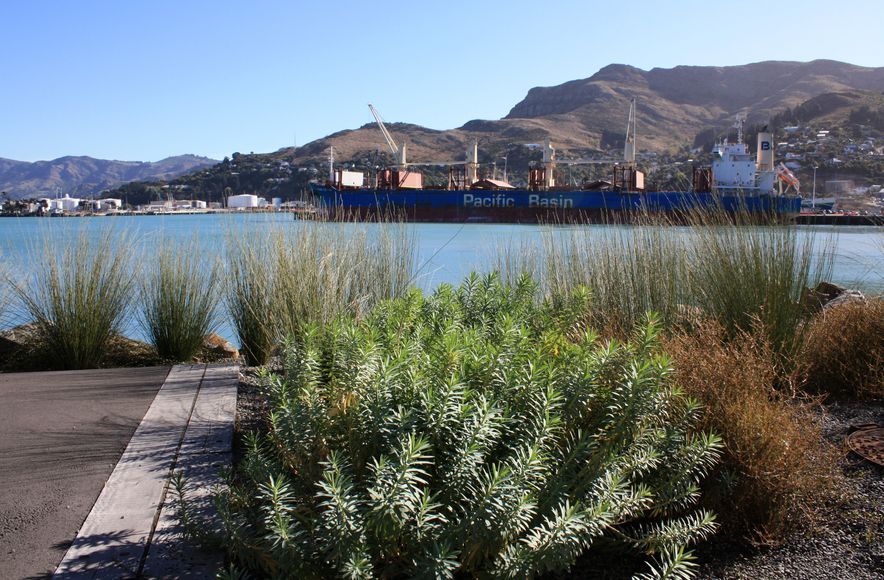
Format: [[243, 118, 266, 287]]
[[2, 0, 882, 162]]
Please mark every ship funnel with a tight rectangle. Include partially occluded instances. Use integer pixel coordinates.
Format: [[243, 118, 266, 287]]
[[466, 140, 479, 184], [756, 132, 774, 172], [542, 139, 555, 163]]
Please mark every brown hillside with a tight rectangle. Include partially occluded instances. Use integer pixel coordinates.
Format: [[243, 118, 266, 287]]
[[289, 60, 884, 168]]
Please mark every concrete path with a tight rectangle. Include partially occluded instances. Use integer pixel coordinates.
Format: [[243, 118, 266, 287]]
[[0, 366, 171, 580], [53, 363, 238, 580]]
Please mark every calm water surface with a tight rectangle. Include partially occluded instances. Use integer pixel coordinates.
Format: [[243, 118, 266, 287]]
[[1, 214, 880, 343]]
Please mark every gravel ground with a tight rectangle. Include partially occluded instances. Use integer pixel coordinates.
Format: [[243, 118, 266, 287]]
[[234, 367, 883, 579], [696, 401, 884, 580]]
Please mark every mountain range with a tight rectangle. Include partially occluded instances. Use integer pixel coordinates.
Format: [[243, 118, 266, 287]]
[[0, 155, 218, 200], [288, 59, 884, 165]]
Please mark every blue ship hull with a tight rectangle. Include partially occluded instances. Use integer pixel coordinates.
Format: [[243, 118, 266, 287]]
[[309, 184, 802, 223]]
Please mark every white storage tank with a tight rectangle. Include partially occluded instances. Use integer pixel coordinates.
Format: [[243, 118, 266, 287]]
[[272, 197, 282, 209], [228, 194, 259, 208]]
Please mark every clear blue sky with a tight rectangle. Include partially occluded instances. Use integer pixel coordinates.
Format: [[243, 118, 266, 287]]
[[2, 0, 882, 162]]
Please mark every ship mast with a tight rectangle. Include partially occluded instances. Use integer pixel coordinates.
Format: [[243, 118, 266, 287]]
[[624, 98, 637, 165], [368, 103, 407, 166]]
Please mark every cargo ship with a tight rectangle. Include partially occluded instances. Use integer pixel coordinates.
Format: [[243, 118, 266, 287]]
[[309, 103, 802, 223]]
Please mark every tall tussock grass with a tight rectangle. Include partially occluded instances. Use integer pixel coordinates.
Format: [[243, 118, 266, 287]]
[[500, 223, 687, 335], [688, 220, 833, 355], [14, 228, 134, 369], [226, 234, 277, 366], [0, 260, 9, 329], [219, 274, 722, 578], [139, 241, 221, 362], [665, 322, 839, 542], [226, 220, 414, 365], [498, 209, 834, 352]]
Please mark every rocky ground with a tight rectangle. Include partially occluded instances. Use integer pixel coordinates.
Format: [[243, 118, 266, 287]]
[[234, 367, 883, 579]]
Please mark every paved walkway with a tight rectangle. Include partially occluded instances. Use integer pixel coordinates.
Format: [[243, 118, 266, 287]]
[[53, 363, 238, 579], [0, 366, 171, 580]]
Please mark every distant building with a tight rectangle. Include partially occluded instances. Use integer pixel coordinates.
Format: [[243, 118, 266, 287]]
[[88, 198, 121, 211], [40, 194, 82, 212], [826, 180, 855, 194], [228, 194, 260, 208], [141, 200, 173, 212]]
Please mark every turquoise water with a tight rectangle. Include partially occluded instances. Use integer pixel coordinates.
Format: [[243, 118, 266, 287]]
[[1, 214, 881, 343]]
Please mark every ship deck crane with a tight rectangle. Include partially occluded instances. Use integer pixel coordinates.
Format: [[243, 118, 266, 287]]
[[543, 99, 637, 167], [368, 104, 407, 166]]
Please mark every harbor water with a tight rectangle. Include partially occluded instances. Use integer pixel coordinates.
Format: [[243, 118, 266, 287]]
[[1, 214, 881, 344]]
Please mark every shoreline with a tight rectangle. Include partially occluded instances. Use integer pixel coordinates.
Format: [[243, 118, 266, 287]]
[[1, 210, 881, 225]]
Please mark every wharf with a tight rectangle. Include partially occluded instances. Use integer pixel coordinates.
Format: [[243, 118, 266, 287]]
[[795, 214, 883, 226]]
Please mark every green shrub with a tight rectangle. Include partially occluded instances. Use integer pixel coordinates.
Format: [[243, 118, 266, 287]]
[[217, 273, 722, 578], [14, 228, 134, 369], [139, 241, 221, 362]]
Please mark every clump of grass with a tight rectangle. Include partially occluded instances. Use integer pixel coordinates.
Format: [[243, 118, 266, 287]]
[[498, 209, 834, 353], [225, 220, 414, 366], [498, 220, 687, 337], [665, 322, 839, 542], [688, 216, 834, 356], [0, 260, 9, 329], [139, 241, 221, 362], [273, 221, 414, 337], [14, 228, 134, 369], [798, 298, 884, 400], [226, 234, 277, 366]]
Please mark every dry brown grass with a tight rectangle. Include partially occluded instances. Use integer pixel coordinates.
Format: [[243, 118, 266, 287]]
[[665, 322, 840, 542], [799, 298, 884, 401]]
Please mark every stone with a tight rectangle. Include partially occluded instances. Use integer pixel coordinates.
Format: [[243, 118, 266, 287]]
[[823, 289, 866, 310], [203, 333, 239, 360], [803, 281, 865, 312], [0, 323, 39, 361]]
